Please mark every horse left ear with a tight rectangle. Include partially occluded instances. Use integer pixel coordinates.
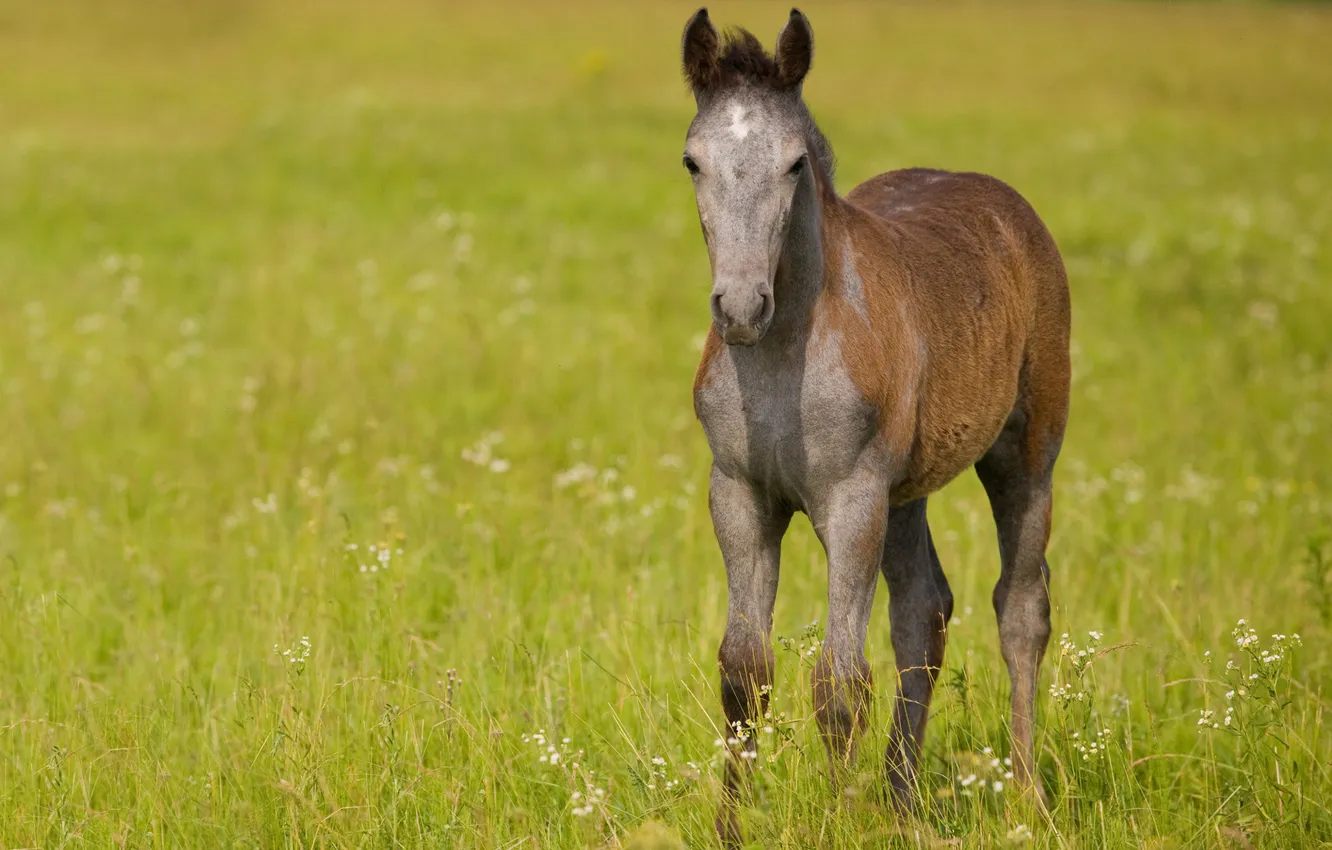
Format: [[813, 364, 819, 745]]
[[775, 8, 813, 89], [682, 8, 721, 94]]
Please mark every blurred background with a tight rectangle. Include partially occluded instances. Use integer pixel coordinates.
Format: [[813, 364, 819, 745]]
[[1, 1, 1330, 846]]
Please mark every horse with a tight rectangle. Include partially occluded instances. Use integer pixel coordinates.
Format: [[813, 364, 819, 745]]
[[678, 8, 1071, 843]]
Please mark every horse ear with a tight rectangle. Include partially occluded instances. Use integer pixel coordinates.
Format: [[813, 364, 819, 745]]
[[682, 8, 720, 93], [775, 8, 813, 89]]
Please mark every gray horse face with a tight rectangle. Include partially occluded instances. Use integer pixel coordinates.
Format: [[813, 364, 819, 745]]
[[680, 8, 816, 346], [684, 88, 810, 346]]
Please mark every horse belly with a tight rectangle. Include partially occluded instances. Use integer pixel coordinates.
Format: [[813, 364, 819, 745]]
[[892, 354, 1022, 504]]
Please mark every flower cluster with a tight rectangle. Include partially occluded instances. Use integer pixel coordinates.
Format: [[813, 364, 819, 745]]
[[1164, 466, 1219, 505], [711, 692, 797, 767], [553, 462, 637, 505], [644, 755, 681, 791], [952, 747, 1013, 797], [1049, 682, 1088, 705], [1110, 462, 1145, 505], [345, 540, 404, 574], [1071, 727, 1113, 760], [570, 787, 605, 818], [553, 462, 597, 489], [274, 636, 311, 669], [1199, 620, 1303, 737], [551, 451, 688, 535], [777, 620, 823, 665], [1049, 630, 1103, 706], [1233, 620, 1260, 649], [517, 728, 616, 819], [295, 467, 325, 501], [461, 432, 509, 473], [1225, 619, 1301, 679], [521, 729, 579, 767], [714, 721, 756, 760], [1059, 630, 1103, 672]]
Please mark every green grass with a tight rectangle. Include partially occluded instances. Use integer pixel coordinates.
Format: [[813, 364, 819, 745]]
[[2, 1, 1331, 846]]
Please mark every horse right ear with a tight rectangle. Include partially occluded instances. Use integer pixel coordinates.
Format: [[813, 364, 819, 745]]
[[775, 9, 813, 89], [682, 8, 720, 94]]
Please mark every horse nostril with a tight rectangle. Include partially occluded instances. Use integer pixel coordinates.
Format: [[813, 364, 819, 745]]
[[710, 292, 725, 325], [757, 292, 774, 325]]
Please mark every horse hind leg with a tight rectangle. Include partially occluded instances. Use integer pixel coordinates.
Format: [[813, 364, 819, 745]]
[[881, 497, 953, 807], [975, 395, 1066, 800]]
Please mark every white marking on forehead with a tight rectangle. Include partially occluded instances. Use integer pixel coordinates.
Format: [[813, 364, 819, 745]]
[[728, 103, 750, 140]]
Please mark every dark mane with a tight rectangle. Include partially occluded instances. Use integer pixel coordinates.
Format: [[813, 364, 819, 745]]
[[716, 28, 837, 180], [716, 29, 783, 87]]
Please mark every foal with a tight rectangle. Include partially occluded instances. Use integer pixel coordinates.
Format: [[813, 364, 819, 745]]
[[679, 8, 1071, 841]]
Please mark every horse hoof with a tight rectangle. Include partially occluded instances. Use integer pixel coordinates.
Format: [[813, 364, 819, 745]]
[[715, 807, 743, 849]]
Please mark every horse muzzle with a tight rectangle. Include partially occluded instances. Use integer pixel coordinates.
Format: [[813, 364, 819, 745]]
[[711, 285, 774, 346]]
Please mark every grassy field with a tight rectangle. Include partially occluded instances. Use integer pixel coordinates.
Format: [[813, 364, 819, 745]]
[[2, 1, 1332, 846]]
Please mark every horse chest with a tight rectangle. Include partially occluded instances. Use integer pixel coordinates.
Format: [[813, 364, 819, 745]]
[[695, 342, 876, 501]]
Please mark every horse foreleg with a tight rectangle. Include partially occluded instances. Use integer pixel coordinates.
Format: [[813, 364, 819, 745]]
[[709, 465, 791, 848], [810, 465, 890, 784]]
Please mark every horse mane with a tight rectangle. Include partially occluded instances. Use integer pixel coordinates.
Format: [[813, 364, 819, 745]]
[[716, 29, 781, 86], [714, 28, 837, 181]]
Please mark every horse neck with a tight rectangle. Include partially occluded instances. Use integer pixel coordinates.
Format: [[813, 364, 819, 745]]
[[769, 165, 838, 340]]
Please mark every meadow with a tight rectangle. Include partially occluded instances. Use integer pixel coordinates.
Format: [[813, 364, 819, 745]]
[[2, 1, 1331, 846]]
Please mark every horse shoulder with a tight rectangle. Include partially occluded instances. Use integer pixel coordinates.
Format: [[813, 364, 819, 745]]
[[816, 235, 923, 463]]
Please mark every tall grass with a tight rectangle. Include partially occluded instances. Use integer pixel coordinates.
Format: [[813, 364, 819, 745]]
[[1, 1, 1330, 846]]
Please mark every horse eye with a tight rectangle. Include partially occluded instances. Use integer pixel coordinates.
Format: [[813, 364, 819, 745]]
[[788, 156, 808, 176], [682, 154, 700, 175]]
